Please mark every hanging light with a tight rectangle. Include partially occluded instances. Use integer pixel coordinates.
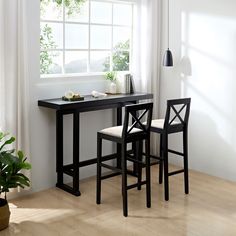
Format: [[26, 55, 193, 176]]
[[163, 0, 173, 67]]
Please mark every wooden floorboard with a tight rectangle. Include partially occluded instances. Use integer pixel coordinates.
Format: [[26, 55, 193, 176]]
[[2, 165, 236, 236]]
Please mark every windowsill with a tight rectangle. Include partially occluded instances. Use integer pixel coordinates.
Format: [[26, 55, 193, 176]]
[[38, 71, 130, 84], [41, 70, 130, 79], [40, 72, 105, 80], [36, 73, 105, 86], [40, 72, 106, 79]]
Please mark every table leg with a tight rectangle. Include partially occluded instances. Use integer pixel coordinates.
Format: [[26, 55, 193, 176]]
[[56, 110, 63, 187], [73, 111, 81, 196], [117, 106, 122, 125], [117, 107, 122, 168]]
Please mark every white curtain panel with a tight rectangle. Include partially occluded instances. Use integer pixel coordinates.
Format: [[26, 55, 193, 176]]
[[133, 0, 162, 154], [0, 0, 31, 190]]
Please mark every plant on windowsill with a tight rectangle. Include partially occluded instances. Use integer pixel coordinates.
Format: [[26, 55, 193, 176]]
[[105, 71, 117, 94], [0, 132, 31, 231]]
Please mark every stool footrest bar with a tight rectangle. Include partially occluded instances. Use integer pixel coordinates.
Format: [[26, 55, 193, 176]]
[[127, 157, 145, 165], [101, 172, 121, 180], [149, 154, 162, 160], [126, 181, 147, 190], [168, 149, 184, 156], [168, 169, 184, 176], [100, 163, 122, 173]]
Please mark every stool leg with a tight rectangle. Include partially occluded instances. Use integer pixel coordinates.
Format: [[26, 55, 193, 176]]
[[96, 135, 102, 204], [122, 142, 128, 217], [183, 129, 189, 194], [163, 133, 169, 201], [137, 140, 142, 190], [159, 134, 163, 184], [145, 139, 151, 208], [117, 143, 121, 169]]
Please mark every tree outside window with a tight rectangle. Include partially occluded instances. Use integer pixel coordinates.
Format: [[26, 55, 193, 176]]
[[40, 0, 132, 76]]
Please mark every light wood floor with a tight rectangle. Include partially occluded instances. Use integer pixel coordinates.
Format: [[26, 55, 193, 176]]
[[2, 165, 236, 236]]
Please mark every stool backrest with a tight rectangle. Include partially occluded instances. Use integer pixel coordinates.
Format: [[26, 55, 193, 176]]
[[122, 102, 153, 140], [164, 98, 191, 132]]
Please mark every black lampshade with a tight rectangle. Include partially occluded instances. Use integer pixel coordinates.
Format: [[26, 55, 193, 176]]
[[163, 48, 173, 67], [163, 0, 173, 67]]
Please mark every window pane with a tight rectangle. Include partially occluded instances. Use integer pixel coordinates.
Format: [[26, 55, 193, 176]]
[[40, 23, 63, 49], [112, 51, 129, 71], [65, 24, 88, 49], [65, 51, 88, 73], [91, 1, 112, 24], [40, 51, 63, 74], [113, 4, 132, 26], [40, 0, 62, 21], [90, 26, 111, 49], [90, 51, 110, 72], [65, 0, 89, 23], [113, 27, 131, 49]]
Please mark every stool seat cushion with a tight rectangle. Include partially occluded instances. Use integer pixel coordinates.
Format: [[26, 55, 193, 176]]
[[151, 119, 166, 129], [99, 126, 142, 137], [144, 119, 180, 129]]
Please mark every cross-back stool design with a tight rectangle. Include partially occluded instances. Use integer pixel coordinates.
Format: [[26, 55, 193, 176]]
[[96, 102, 153, 217], [150, 98, 191, 201]]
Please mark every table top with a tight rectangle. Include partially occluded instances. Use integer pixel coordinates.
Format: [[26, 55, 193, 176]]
[[38, 93, 153, 111]]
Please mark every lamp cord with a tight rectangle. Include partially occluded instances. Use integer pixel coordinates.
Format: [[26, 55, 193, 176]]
[[167, 0, 169, 49]]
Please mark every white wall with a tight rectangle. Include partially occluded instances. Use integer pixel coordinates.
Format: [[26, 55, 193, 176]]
[[27, 0, 236, 193], [27, 0, 115, 192], [160, 0, 236, 181]]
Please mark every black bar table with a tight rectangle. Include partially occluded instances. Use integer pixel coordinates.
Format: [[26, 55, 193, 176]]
[[38, 93, 153, 196]]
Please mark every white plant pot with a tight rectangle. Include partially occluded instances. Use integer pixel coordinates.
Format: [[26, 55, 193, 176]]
[[109, 82, 117, 94]]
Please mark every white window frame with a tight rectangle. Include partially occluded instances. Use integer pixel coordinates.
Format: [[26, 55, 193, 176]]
[[40, 0, 134, 79]]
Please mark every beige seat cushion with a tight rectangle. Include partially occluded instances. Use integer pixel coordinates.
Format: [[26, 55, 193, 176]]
[[150, 119, 165, 129], [99, 125, 142, 137], [144, 119, 180, 129]]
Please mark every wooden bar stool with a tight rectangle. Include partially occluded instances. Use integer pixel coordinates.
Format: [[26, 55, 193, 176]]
[[96, 102, 153, 217], [150, 98, 191, 201]]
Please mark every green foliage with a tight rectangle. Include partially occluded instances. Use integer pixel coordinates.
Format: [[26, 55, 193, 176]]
[[40, 1, 129, 74], [112, 51, 129, 71], [40, 24, 58, 74], [64, 0, 86, 16], [104, 40, 130, 72], [0, 132, 31, 200], [40, 0, 86, 74], [40, 0, 86, 18], [105, 71, 117, 82]]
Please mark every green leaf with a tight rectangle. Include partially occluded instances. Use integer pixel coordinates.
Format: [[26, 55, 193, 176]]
[[17, 150, 24, 162], [0, 132, 10, 141], [1, 153, 17, 166], [0, 132, 7, 141], [0, 136, 15, 151], [22, 163, 31, 170], [0, 133, 31, 197]]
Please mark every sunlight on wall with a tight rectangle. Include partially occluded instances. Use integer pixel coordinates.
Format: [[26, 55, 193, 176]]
[[181, 11, 236, 148]]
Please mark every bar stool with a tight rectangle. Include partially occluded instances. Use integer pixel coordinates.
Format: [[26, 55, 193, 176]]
[[96, 102, 153, 217], [150, 98, 191, 201]]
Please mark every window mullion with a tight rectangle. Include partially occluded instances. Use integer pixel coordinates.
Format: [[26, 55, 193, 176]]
[[129, 3, 134, 72], [62, 0, 66, 74], [41, 19, 131, 28], [110, 3, 114, 71], [88, 0, 91, 73], [40, 0, 134, 77]]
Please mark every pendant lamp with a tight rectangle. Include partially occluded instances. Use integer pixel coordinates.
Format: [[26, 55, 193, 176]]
[[163, 0, 173, 67]]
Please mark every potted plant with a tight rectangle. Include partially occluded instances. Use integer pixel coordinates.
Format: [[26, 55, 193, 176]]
[[0, 132, 31, 231], [105, 71, 117, 94]]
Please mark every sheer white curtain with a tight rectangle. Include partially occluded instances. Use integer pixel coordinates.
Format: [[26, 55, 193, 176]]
[[0, 0, 31, 190], [133, 0, 162, 154]]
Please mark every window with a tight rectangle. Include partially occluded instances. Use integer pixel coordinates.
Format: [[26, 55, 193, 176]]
[[40, 0, 133, 77]]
